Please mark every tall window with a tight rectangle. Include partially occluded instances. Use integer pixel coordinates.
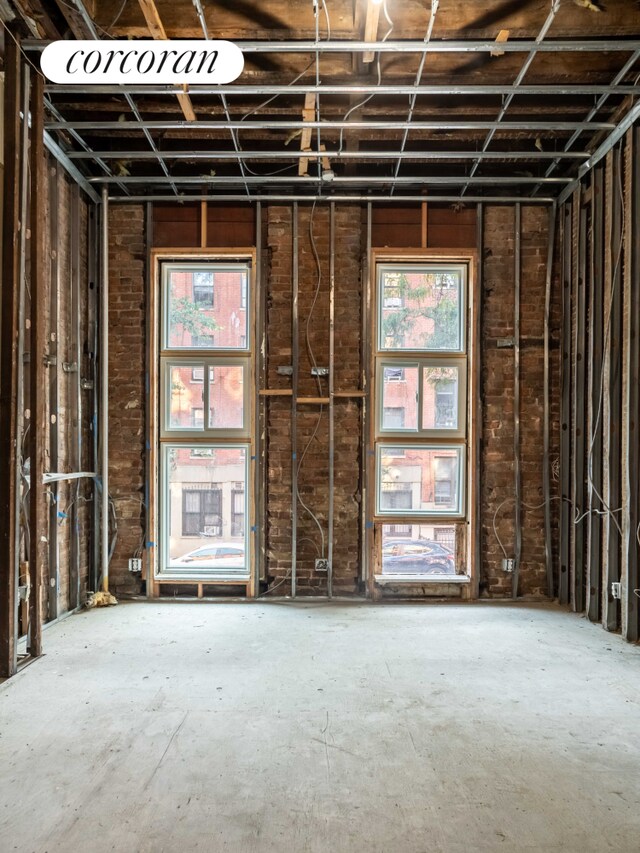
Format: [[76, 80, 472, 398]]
[[159, 261, 252, 578], [375, 262, 468, 578]]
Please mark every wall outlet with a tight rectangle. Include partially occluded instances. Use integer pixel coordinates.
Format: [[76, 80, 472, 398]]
[[611, 581, 622, 600], [315, 558, 329, 572], [502, 558, 515, 573], [128, 557, 142, 573]]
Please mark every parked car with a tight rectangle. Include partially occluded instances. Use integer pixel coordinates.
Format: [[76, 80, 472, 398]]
[[381, 538, 455, 575], [172, 542, 245, 568]]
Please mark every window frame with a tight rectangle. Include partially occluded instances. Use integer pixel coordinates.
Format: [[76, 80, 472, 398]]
[[376, 444, 466, 518], [371, 252, 473, 585], [160, 443, 250, 578], [376, 356, 467, 439], [160, 356, 250, 439], [377, 262, 467, 355], [150, 250, 256, 588], [161, 261, 251, 354]]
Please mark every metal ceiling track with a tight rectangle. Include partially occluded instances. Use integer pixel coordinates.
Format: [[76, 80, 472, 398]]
[[67, 150, 591, 161], [47, 120, 614, 131], [24, 38, 640, 53], [43, 85, 640, 96], [88, 175, 571, 186]]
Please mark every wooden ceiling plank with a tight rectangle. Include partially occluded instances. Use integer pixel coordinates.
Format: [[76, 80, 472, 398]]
[[136, 0, 197, 122], [363, 2, 380, 64], [137, 0, 167, 38], [299, 92, 316, 176]]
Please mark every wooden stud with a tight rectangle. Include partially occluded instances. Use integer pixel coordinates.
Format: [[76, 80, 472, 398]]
[[136, 0, 197, 122], [0, 33, 22, 678], [491, 30, 510, 57], [363, 2, 381, 63], [259, 389, 293, 397], [200, 200, 208, 248], [137, 0, 167, 39], [28, 71, 46, 658], [421, 202, 428, 248], [298, 93, 316, 176]]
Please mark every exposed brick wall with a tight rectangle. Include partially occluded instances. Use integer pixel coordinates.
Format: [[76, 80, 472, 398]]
[[107, 205, 146, 596], [264, 204, 363, 594], [106, 201, 560, 599], [481, 206, 561, 597]]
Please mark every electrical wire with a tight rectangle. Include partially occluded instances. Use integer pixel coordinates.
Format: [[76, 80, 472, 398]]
[[584, 153, 626, 538], [55, 0, 127, 39], [237, 0, 331, 178], [337, 0, 394, 154], [295, 200, 327, 558]]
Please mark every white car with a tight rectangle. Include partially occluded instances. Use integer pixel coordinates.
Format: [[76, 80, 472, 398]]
[[172, 542, 245, 568]]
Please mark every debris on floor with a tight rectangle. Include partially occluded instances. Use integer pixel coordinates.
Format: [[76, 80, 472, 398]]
[[86, 591, 118, 608]]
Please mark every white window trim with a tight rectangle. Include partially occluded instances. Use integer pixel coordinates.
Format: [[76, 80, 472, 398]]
[[375, 444, 466, 518], [159, 442, 251, 579], [160, 357, 251, 439], [376, 356, 467, 439], [161, 261, 252, 354]]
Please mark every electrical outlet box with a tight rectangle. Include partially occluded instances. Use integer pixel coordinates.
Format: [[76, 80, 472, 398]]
[[315, 558, 329, 572], [611, 581, 622, 600], [128, 557, 142, 573], [502, 558, 515, 573]]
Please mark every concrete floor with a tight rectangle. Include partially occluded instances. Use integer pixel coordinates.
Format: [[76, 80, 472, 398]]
[[1, 601, 639, 853]]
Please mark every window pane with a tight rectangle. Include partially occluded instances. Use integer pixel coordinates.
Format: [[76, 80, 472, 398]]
[[381, 524, 458, 575], [166, 267, 248, 350], [378, 445, 463, 515], [169, 365, 204, 429], [379, 267, 462, 352], [422, 366, 460, 430], [165, 446, 248, 573], [381, 365, 418, 430], [208, 365, 244, 429]]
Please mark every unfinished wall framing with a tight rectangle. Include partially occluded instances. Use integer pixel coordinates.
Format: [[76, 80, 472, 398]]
[[0, 46, 97, 677], [97, 199, 562, 604], [557, 127, 640, 640]]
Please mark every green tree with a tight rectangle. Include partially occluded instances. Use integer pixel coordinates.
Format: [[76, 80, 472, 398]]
[[170, 296, 220, 346], [381, 272, 458, 350]]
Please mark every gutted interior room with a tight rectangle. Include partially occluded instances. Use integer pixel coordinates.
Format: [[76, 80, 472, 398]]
[[0, 1, 639, 850]]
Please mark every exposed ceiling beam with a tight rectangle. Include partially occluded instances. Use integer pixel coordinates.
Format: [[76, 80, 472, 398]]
[[362, 2, 380, 64], [136, 0, 197, 122]]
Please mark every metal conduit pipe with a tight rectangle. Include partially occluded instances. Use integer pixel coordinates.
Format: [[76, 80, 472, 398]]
[[291, 203, 299, 599], [543, 203, 558, 599], [361, 203, 372, 589], [512, 204, 522, 600], [328, 202, 335, 600], [100, 186, 109, 593]]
